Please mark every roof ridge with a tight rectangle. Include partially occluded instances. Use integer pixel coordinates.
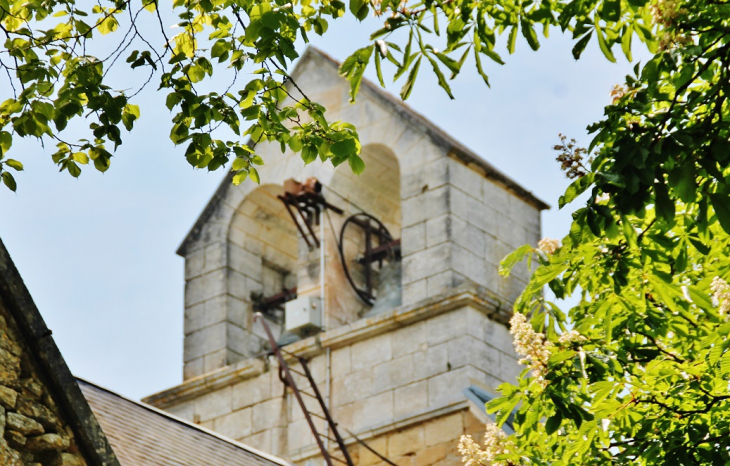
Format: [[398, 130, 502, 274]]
[[77, 377, 293, 466]]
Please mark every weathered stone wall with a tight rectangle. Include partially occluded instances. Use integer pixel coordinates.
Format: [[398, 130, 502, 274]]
[[176, 48, 544, 380], [148, 299, 517, 465], [0, 300, 88, 466]]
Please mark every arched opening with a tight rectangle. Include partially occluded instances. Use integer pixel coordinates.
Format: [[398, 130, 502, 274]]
[[326, 144, 402, 324], [228, 184, 299, 345]]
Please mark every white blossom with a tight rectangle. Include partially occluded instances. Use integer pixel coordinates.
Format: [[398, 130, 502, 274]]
[[558, 329, 587, 345], [510, 312, 552, 387], [458, 423, 513, 466], [537, 238, 560, 255], [711, 277, 730, 320]]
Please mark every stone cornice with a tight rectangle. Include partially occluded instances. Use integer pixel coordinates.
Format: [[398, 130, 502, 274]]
[[143, 284, 510, 409]]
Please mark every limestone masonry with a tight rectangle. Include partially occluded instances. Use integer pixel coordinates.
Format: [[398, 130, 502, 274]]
[[144, 46, 547, 466]]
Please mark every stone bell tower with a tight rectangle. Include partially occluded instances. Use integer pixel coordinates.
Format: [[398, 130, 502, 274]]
[[143, 46, 547, 465]]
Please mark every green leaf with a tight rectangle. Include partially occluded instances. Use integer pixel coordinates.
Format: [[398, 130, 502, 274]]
[[508, 25, 518, 54], [599, 0, 621, 22], [4, 159, 23, 171], [2, 172, 16, 191], [499, 244, 533, 276], [232, 170, 248, 185], [249, 167, 260, 184], [331, 138, 357, 158], [400, 56, 422, 100], [572, 32, 593, 60], [710, 193, 730, 234], [594, 16, 616, 63], [545, 412, 562, 435], [0, 131, 12, 155], [520, 19, 540, 51], [426, 55, 454, 99], [348, 154, 365, 174]]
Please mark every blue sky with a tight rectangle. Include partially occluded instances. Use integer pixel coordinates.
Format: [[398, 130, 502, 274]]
[[0, 10, 648, 400]]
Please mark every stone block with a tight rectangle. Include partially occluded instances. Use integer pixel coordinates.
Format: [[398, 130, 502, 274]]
[[500, 352, 523, 383], [509, 195, 541, 233], [0, 386, 17, 409], [427, 366, 483, 409], [185, 249, 205, 281], [448, 160, 483, 201], [229, 244, 262, 278], [447, 335, 499, 373], [351, 390, 394, 432], [392, 322, 427, 359], [242, 429, 271, 453], [391, 128, 427, 164], [451, 245, 470, 278], [287, 418, 317, 452], [204, 242, 227, 274], [25, 433, 68, 451], [402, 278, 427, 306], [226, 296, 247, 329], [183, 358, 203, 380], [499, 215, 527, 249], [252, 398, 286, 432], [426, 214, 451, 248], [359, 435, 387, 466], [331, 347, 351, 376], [394, 380, 427, 419], [402, 186, 449, 228], [401, 222, 426, 257], [373, 355, 414, 393], [213, 408, 252, 440], [184, 269, 227, 307], [412, 344, 448, 381], [165, 402, 194, 421], [351, 333, 392, 372], [232, 375, 272, 410], [229, 324, 265, 359], [484, 235, 504, 268], [415, 443, 449, 465], [183, 323, 227, 362], [483, 179, 511, 214], [6, 413, 43, 436], [468, 253, 492, 288], [427, 309, 466, 346], [424, 412, 463, 447], [427, 271, 457, 298], [401, 158, 449, 200], [16, 398, 57, 429], [468, 196, 499, 236], [184, 299, 223, 336], [402, 243, 451, 285], [203, 349, 228, 373], [387, 425, 424, 458], [484, 318, 517, 359], [195, 387, 232, 422], [499, 274, 528, 304], [449, 185, 470, 221]]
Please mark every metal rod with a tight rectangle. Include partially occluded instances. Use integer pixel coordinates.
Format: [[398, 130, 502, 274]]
[[278, 194, 314, 249], [299, 358, 354, 466], [253, 313, 332, 466]]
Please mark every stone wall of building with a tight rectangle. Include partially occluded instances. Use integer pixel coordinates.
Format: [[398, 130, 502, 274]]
[[175, 48, 545, 381], [0, 300, 88, 466], [146, 295, 517, 465]]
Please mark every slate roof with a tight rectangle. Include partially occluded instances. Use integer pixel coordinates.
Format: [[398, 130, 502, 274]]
[[78, 378, 290, 466]]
